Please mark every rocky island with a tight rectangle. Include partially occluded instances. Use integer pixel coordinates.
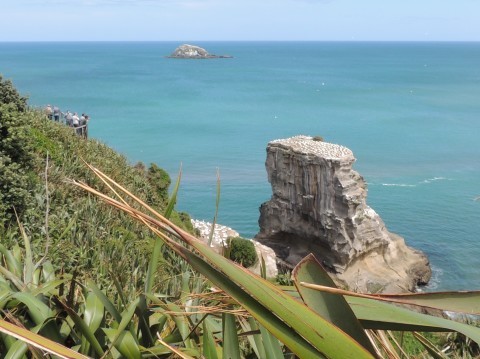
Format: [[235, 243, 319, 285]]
[[168, 44, 232, 59], [256, 135, 431, 293]]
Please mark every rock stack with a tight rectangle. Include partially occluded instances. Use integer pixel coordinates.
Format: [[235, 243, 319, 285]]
[[256, 135, 431, 293], [168, 44, 232, 59]]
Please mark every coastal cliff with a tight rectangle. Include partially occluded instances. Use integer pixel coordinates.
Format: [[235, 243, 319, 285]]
[[256, 135, 431, 293]]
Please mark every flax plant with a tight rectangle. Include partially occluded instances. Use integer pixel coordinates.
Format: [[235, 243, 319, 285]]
[[71, 164, 480, 359], [2, 161, 480, 358]]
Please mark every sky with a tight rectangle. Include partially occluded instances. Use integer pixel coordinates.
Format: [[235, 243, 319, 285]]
[[1, 0, 479, 41]]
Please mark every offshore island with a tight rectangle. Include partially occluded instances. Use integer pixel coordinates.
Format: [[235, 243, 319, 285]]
[[168, 44, 233, 59]]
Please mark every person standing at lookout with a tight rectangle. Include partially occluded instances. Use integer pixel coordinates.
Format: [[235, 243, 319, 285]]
[[53, 106, 60, 122], [45, 104, 53, 120], [64, 111, 73, 126], [84, 114, 90, 139], [80, 113, 86, 137], [72, 112, 80, 134]]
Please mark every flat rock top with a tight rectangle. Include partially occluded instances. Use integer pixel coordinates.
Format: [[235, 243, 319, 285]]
[[269, 135, 354, 160]]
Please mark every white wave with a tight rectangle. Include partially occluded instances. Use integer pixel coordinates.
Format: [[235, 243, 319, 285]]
[[381, 183, 416, 187], [418, 265, 443, 292], [374, 177, 450, 188], [421, 176, 449, 184]]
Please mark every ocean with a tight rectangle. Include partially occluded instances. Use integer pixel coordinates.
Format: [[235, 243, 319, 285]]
[[1, 41, 479, 291]]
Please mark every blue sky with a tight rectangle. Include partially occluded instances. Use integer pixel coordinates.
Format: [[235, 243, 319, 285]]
[[2, 0, 479, 41]]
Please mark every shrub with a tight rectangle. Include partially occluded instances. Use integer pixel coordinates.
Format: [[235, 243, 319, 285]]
[[171, 211, 194, 232], [227, 236, 258, 268], [0, 104, 36, 223], [147, 163, 171, 202], [0, 75, 27, 112], [0, 77, 34, 222]]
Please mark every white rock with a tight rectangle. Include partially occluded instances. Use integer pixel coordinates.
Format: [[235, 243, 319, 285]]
[[190, 219, 278, 278]]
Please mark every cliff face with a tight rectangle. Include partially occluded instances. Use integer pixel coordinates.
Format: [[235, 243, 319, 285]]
[[256, 136, 431, 293]]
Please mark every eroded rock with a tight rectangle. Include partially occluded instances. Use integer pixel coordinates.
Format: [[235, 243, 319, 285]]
[[256, 135, 431, 293]]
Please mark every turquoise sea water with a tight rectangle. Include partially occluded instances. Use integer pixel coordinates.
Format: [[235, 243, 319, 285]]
[[1, 42, 479, 291]]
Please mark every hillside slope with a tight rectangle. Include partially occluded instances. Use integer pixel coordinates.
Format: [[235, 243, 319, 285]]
[[0, 75, 192, 294]]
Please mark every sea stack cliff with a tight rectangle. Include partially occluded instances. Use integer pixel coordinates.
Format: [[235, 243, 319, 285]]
[[256, 135, 431, 293]]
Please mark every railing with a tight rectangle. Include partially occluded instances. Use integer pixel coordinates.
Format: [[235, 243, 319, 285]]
[[69, 124, 89, 139], [51, 118, 89, 138]]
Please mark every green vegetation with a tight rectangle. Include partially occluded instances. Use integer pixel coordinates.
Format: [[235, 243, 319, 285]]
[[146, 163, 171, 202], [0, 77, 35, 223], [2, 76, 480, 358], [0, 75, 28, 111], [0, 75, 193, 299], [227, 236, 258, 268]]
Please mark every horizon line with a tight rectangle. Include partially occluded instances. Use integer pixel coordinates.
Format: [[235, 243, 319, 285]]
[[1, 39, 479, 43]]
